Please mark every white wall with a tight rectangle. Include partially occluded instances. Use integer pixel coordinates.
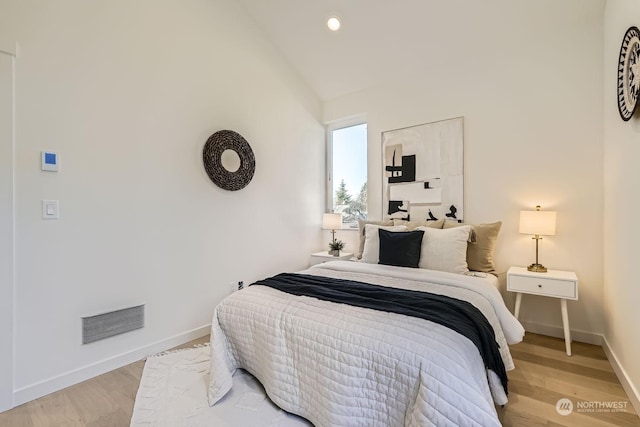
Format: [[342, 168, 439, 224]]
[[603, 0, 640, 408], [324, 0, 605, 342], [0, 0, 324, 405]]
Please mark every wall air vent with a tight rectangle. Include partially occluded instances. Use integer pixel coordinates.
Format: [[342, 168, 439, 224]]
[[82, 304, 144, 344]]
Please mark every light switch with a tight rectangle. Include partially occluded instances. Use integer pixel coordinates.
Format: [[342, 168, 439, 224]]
[[42, 200, 59, 219]]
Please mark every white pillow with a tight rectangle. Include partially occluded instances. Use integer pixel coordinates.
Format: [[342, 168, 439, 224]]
[[361, 224, 408, 264], [415, 225, 473, 274]]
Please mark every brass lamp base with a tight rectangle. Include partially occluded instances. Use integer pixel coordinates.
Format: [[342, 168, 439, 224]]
[[527, 234, 548, 272], [527, 263, 548, 273]]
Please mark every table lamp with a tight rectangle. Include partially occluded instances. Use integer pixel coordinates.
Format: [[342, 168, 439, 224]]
[[519, 205, 556, 272], [322, 213, 342, 245]]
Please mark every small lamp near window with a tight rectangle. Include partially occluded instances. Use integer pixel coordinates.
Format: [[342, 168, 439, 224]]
[[322, 213, 342, 245], [519, 205, 556, 273]]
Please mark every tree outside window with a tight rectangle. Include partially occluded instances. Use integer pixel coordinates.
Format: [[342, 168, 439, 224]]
[[330, 121, 367, 224]]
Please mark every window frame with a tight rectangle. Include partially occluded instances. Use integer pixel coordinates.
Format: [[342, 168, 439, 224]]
[[325, 115, 368, 227]]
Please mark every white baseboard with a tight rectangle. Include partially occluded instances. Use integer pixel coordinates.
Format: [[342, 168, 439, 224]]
[[12, 324, 211, 408], [520, 320, 603, 346], [602, 336, 640, 415]]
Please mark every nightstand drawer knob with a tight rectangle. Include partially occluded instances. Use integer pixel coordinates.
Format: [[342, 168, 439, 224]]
[[538, 284, 542, 288]]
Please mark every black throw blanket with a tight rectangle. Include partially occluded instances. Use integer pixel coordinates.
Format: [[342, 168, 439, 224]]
[[253, 272, 508, 395]]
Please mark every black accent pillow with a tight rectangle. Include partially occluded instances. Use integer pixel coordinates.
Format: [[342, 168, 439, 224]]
[[378, 229, 424, 268]]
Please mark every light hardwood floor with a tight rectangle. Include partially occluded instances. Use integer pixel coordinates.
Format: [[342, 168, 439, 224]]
[[0, 333, 637, 426], [498, 334, 639, 426]]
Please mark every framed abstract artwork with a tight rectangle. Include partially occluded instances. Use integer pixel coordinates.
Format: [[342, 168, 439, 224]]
[[382, 117, 464, 223]]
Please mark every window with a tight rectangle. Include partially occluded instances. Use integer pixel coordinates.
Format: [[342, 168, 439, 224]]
[[327, 120, 367, 226]]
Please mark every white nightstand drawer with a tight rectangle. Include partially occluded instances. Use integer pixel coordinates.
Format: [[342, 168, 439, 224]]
[[508, 274, 577, 299]]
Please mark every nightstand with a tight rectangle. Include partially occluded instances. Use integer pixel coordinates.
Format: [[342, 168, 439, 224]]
[[507, 266, 578, 356], [309, 251, 354, 266]]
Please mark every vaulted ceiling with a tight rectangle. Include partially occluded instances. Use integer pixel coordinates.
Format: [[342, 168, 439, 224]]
[[236, 0, 532, 101]]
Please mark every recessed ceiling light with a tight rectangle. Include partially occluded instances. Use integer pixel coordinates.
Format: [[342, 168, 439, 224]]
[[327, 16, 341, 31]]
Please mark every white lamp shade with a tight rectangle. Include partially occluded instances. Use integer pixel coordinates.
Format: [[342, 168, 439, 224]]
[[322, 213, 342, 230], [519, 210, 556, 236]]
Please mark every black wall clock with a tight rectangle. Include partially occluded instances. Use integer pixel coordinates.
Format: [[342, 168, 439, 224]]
[[203, 130, 255, 191], [617, 26, 640, 121]]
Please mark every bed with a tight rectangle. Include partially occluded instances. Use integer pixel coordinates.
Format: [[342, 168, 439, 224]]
[[207, 222, 524, 426]]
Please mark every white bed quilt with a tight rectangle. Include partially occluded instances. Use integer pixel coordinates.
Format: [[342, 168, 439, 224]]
[[208, 261, 524, 426]]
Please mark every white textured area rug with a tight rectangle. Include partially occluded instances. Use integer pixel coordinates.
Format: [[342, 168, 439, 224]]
[[130, 344, 312, 427]]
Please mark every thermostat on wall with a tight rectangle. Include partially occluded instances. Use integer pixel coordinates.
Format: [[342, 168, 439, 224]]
[[41, 151, 59, 172]]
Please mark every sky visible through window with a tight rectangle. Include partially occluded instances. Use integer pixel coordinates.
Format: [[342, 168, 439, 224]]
[[332, 123, 367, 218]]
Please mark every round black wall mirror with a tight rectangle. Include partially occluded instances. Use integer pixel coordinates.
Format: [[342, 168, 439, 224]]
[[202, 130, 255, 191]]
